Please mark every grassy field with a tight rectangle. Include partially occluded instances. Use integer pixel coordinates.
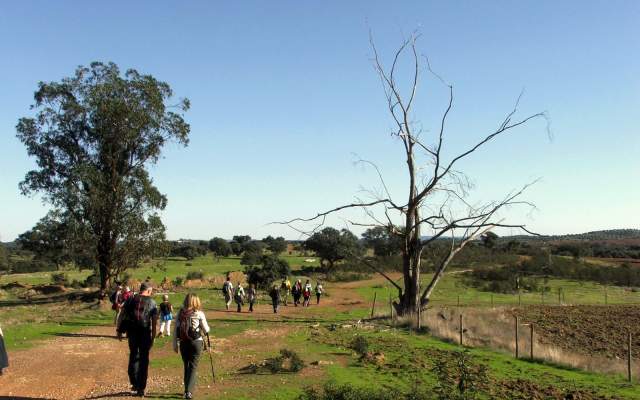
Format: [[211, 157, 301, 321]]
[[2, 254, 640, 398]]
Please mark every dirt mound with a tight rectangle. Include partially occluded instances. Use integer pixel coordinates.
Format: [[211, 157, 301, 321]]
[[516, 305, 640, 360]]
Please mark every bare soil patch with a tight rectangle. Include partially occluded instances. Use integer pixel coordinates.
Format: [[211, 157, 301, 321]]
[[516, 305, 640, 360]]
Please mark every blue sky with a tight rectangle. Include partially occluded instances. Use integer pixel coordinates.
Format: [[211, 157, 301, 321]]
[[0, 1, 638, 241]]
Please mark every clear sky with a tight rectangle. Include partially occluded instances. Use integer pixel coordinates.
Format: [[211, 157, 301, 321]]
[[0, 1, 638, 241]]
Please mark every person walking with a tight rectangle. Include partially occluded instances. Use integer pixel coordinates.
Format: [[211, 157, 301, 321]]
[[117, 282, 158, 397], [158, 295, 174, 338], [292, 279, 302, 307], [173, 293, 211, 400], [302, 280, 312, 307], [269, 284, 281, 313], [111, 283, 123, 324], [234, 282, 245, 312], [0, 322, 8, 375], [315, 282, 324, 305], [280, 278, 291, 306], [247, 284, 257, 312], [222, 276, 233, 311]]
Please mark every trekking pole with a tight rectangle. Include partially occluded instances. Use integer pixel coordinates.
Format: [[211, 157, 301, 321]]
[[206, 333, 216, 383]]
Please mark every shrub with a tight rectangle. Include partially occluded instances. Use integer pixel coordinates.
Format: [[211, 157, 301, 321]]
[[51, 272, 69, 285], [264, 348, 305, 373], [350, 336, 369, 357], [244, 255, 291, 289], [432, 350, 487, 400], [173, 276, 184, 287], [185, 262, 193, 267], [84, 273, 101, 287], [298, 381, 432, 400], [186, 271, 204, 280]]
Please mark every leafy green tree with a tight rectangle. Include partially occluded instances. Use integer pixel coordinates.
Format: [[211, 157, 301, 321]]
[[305, 227, 363, 271], [208, 237, 231, 258], [16, 62, 189, 294], [244, 255, 291, 289], [230, 241, 243, 256], [481, 232, 499, 250], [240, 241, 266, 266], [0, 242, 9, 272], [362, 226, 403, 257], [263, 235, 287, 255]]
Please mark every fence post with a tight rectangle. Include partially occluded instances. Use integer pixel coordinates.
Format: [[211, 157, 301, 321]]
[[457, 295, 460, 308], [371, 292, 377, 319], [459, 313, 463, 346], [389, 292, 393, 326], [518, 291, 522, 306], [605, 286, 608, 305], [629, 330, 633, 383], [530, 324, 534, 360], [515, 316, 519, 359]]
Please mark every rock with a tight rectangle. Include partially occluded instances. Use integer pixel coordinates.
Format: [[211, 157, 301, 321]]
[[311, 360, 334, 366]]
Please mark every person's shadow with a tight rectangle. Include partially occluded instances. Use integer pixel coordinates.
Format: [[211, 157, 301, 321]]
[[81, 393, 183, 399]]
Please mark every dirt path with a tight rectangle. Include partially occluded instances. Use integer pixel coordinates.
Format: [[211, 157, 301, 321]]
[[0, 280, 368, 399]]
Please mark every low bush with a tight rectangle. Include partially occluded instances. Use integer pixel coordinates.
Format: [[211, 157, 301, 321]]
[[173, 276, 185, 287], [264, 348, 305, 373], [298, 381, 432, 400], [51, 272, 69, 285], [186, 270, 204, 280], [350, 336, 369, 357]]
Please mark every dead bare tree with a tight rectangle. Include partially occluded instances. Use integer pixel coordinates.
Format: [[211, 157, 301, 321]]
[[278, 32, 548, 315]]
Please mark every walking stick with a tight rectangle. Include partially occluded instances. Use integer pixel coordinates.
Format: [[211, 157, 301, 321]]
[[206, 333, 216, 383]]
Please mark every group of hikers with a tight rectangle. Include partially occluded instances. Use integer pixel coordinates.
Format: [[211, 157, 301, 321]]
[[113, 281, 211, 399], [221, 276, 324, 313], [109, 275, 324, 398]]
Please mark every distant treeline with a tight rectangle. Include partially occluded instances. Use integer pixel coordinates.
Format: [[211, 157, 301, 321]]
[[466, 250, 640, 293]]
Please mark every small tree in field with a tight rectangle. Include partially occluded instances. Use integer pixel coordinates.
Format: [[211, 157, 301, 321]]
[[17, 62, 190, 295], [208, 237, 232, 258], [280, 33, 547, 315], [304, 227, 363, 272]]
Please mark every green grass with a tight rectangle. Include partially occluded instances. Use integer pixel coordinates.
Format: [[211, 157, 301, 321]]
[[1, 253, 321, 287], [356, 272, 640, 308], [310, 327, 640, 399], [2, 309, 112, 350]]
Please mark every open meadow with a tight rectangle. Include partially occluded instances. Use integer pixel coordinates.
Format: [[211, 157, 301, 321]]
[[1, 253, 639, 399]]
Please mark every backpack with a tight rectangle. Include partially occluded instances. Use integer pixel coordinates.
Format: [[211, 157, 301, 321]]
[[178, 309, 202, 341], [109, 290, 118, 304], [119, 295, 155, 333], [223, 281, 231, 295]]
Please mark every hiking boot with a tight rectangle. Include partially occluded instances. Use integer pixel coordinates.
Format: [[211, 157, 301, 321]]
[[185, 392, 193, 399], [135, 389, 145, 397]]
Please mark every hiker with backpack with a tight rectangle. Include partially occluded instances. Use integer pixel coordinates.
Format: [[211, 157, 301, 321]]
[[0, 322, 8, 376], [268, 284, 281, 313], [116, 281, 158, 397], [280, 278, 291, 306], [234, 282, 245, 312], [222, 277, 233, 311], [111, 283, 123, 324], [173, 293, 211, 400], [292, 279, 302, 307], [315, 281, 324, 305], [158, 295, 174, 338], [302, 279, 312, 307], [247, 284, 257, 312]]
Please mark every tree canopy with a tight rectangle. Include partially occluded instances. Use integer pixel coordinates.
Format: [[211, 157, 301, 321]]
[[305, 227, 363, 270], [263, 235, 287, 255], [208, 237, 231, 258], [16, 61, 190, 293], [244, 254, 291, 289]]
